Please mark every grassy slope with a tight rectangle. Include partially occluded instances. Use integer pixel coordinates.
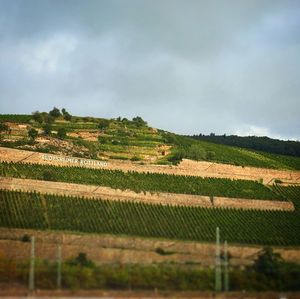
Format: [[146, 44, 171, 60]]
[[196, 140, 300, 170]]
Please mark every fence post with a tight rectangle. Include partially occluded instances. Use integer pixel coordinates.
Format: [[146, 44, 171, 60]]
[[215, 227, 222, 292], [224, 240, 229, 292], [57, 245, 62, 289], [29, 236, 35, 292]]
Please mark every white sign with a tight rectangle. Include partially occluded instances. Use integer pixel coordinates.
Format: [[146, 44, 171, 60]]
[[42, 154, 108, 167]]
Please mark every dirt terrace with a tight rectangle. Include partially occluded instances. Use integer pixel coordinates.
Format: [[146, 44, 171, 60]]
[[1, 228, 300, 267], [0, 177, 294, 211], [1, 147, 300, 185]]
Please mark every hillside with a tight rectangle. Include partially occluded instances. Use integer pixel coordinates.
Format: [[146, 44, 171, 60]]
[[1, 110, 300, 170], [1, 109, 300, 292]]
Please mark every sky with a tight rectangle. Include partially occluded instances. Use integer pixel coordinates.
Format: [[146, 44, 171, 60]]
[[0, 0, 299, 140]]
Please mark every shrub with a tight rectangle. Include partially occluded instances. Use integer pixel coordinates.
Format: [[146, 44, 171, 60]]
[[32, 111, 43, 123], [28, 128, 38, 140], [131, 156, 142, 161], [155, 247, 174, 255], [57, 128, 67, 139], [21, 234, 31, 242], [63, 113, 72, 121], [98, 119, 110, 131], [43, 123, 52, 135]]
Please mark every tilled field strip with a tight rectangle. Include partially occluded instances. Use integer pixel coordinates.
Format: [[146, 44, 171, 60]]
[[0, 177, 294, 211], [1, 147, 300, 185], [1, 228, 300, 266]]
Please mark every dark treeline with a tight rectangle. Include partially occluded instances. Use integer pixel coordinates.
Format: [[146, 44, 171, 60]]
[[189, 134, 300, 157]]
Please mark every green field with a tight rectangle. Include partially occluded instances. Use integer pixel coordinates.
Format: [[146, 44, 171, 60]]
[[0, 161, 284, 200], [0, 186, 299, 246]]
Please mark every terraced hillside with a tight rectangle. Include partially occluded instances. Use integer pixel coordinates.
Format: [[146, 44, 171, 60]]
[[1, 112, 300, 249], [1, 112, 300, 169]]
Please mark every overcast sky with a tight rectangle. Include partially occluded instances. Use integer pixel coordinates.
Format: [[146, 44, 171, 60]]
[[0, 0, 299, 140]]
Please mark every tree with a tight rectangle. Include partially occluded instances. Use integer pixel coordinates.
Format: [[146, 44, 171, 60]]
[[32, 111, 43, 123], [252, 247, 283, 279], [132, 116, 147, 127], [98, 119, 110, 131], [43, 123, 52, 135], [64, 112, 72, 121], [61, 108, 72, 121], [68, 253, 95, 268], [187, 144, 206, 161], [44, 114, 55, 124], [49, 107, 61, 118], [0, 123, 9, 140], [0, 123, 9, 134], [28, 128, 38, 141], [57, 128, 67, 139]]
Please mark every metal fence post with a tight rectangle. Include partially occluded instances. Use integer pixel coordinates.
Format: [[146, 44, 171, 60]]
[[29, 236, 35, 292], [215, 227, 222, 292]]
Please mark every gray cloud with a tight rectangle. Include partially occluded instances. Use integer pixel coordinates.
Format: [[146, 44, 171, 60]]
[[0, 0, 299, 140]]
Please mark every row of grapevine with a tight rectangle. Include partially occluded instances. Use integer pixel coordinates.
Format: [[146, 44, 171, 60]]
[[0, 114, 32, 123], [0, 161, 284, 201], [0, 188, 299, 246]]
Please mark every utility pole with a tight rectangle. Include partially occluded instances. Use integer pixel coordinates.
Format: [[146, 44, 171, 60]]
[[57, 245, 62, 289], [29, 236, 35, 292], [215, 227, 222, 292], [224, 240, 229, 292]]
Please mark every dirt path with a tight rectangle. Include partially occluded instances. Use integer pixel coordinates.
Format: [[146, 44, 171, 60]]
[[0, 177, 294, 211], [1, 147, 300, 185]]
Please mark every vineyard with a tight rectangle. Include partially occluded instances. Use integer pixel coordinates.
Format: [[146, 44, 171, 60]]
[[0, 186, 299, 246], [0, 114, 32, 123], [0, 161, 285, 201]]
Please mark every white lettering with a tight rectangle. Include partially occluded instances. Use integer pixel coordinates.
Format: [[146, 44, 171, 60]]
[[42, 154, 108, 167]]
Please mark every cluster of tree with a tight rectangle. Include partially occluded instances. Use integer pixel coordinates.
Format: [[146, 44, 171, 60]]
[[169, 144, 216, 163], [190, 134, 300, 157], [230, 247, 300, 291], [28, 107, 71, 140], [161, 133, 216, 163], [115, 116, 148, 127], [97, 116, 148, 133], [32, 107, 72, 124]]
